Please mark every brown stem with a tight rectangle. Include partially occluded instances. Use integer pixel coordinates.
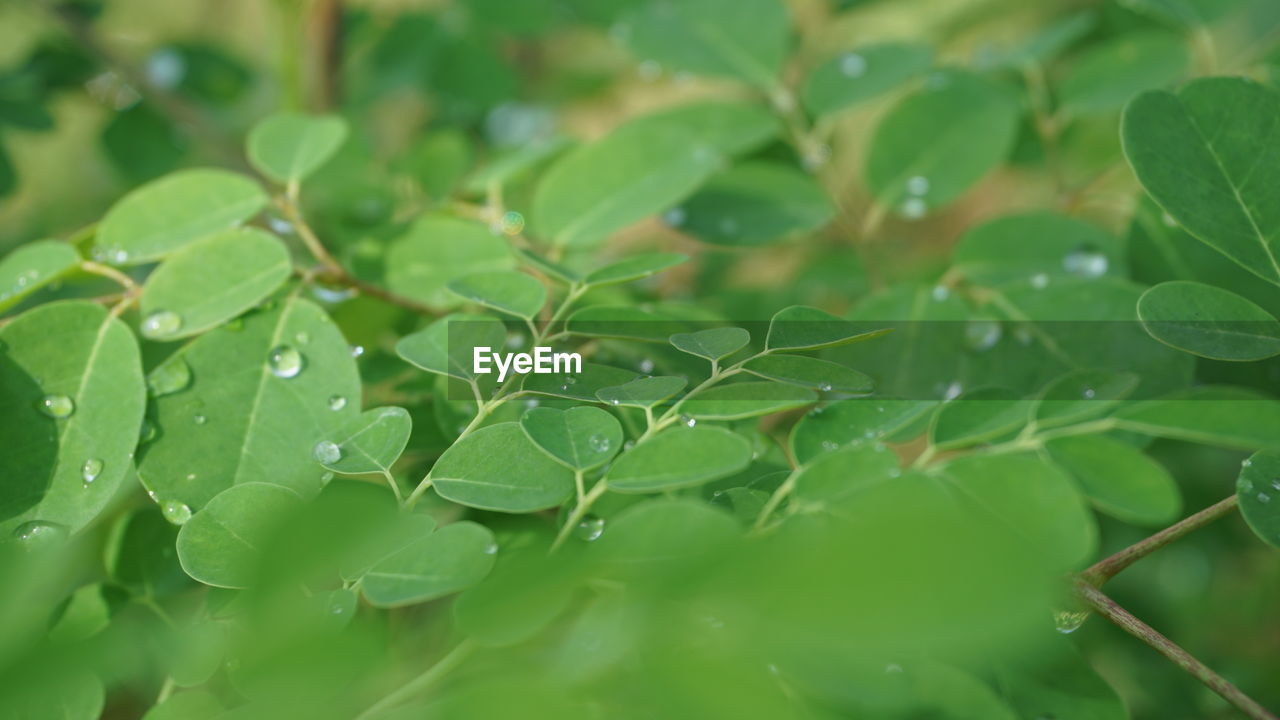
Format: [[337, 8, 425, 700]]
[[308, 0, 344, 110], [1081, 496, 1238, 587], [1076, 581, 1277, 720]]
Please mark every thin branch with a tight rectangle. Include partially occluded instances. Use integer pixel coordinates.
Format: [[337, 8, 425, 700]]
[[1080, 495, 1239, 587], [355, 640, 476, 720], [1076, 581, 1277, 720]]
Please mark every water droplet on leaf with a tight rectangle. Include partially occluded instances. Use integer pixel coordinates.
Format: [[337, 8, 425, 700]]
[[161, 500, 192, 525], [328, 395, 347, 411], [81, 458, 103, 485], [141, 310, 182, 339], [1053, 608, 1089, 633], [13, 521, 67, 547], [313, 440, 342, 465], [268, 345, 304, 378], [588, 433, 611, 453], [574, 515, 606, 542], [39, 394, 74, 418], [840, 52, 867, 77], [1063, 245, 1108, 278], [148, 357, 192, 396]]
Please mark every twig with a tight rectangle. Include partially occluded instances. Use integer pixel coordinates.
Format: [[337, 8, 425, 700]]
[[1080, 495, 1239, 587], [355, 640, 476, 720], [1076, 581, 1277, 720]]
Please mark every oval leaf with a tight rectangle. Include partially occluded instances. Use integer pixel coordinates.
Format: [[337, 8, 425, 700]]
[[1045, 435, 1181, 526], [605, 427, 752, 493], [596, 376, 687, 408], [1137, 280, 1280, 361], [1237, 451, 1280, 548], [246, 112, 348, 184], [743, 355, 873, 393], [802, 43, 934, 117], [362, 521, 497, 608], [0, 240, 79, 312], [320, 407, 412, 476], [176, 482, 303, 588], [584, 252, 688, 286], [766, 305, 888, 352], [519, 406, 623, 471], [432, 423, 575, 511], [669, 327, 751, 362], [385, 215, 514, 307], [682, 381, 815, 420]]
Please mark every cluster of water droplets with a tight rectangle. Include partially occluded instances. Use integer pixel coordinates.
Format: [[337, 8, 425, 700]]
[[1, 269, 43, 304], [587, 433, 612, 454], [898, 175, 930, 220], [1238, 459, 1280, 506]]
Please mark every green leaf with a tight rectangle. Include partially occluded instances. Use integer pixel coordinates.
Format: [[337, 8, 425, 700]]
[[1045, 435, 1181, 526], [1122, 0, 1246, 25], [621, 101, 779, 157], [792, 443, 901, 505], [939, 453, 1096, 568], [447, 271, 547, 320], [519, 406, 623, 471], [105, 507, 189, 596], [1112, 386, 1280, 450], [929, 388, 1029, 450], [362, 521, 497, 607], [672, 162, 833, 246], [669, 327, 751, 362], [790, 398, 936, 464], [1137, 280, 1280, 360], [1237, 451, 1280, 548], [464, 136, 573, 193], [619, 0, 789, 89], [865, 71, 1019, 215], [175, 482, 303, 588], [454, 542, 579, 646], [802, 43, 933, 117], [138, 228, 291, 340], [1121, 78, 1280, 286], [137, 297, 361, 509], [566, 306, 687, 341], [339, 512, 437, 583], [94, 169, 267, 265], [319, 407, 412, 476], [596, 375, 687, 408], [766, 305, 889, 351], [532, 122, 723, 247], [742, 355, 873, 394], [246, 113, 348, 184], [522, 362, 640, 402], [515, 247, 580, 284], [1033, 369, 1139, 429], [953, 211, 1124, 286], [1059, 32, 1189, 117], [0, 302, 145, 534], [605, 427, 752, 492], [682, 381, 815, 420], [432, 423, 575, 511], [396, 314, 506, 381], [385, 214, 514, 307], [584, 252, 688, 286], [0, 240, 79, 312], [142, 690, 223, 720], [596, 499, 740, 572]]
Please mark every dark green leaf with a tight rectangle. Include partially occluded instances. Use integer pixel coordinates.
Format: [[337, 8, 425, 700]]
[[385, 214, 514, 307], [669, 327, 751, 362], [246, 113, 348, 184], [1059, 32, 1189, 117], [522, 362, 639, 402], [1045, 435, 1181, 526], [1237, 451, 1280, 548], [742, 355, 873, 393], [790, 398, 936, 464], [1137, 280, 1280, 360], [792, 443, 901, 505], [620, 0, 788, 89], [673, 162, 833, 246], [929, 388, 1029, 450], [584, 252, 687, 286], [362, 521, 497, 607], [447, 271, 547, 320], [766, 305, 889, 351], [682, 381, 815, 420], [596, 376, 687, 408], [1112, 386, 1280, 450]]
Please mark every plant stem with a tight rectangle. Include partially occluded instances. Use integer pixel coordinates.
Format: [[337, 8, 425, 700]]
[[80, 260, 139, 294], [1076, 581, 1277, 720], [552, 480, 608, 552], [752, 467, 800, 532], [1080, 495, 1239, 587], [355, 640, 476, 720]]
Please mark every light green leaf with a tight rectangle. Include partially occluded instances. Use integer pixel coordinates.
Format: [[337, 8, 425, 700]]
[[339, 512, 436, 583], [396, 314, 507, 381], [522, 362, 640, 402], [1137, 280, 1280, 360], [385, 214, 514, 307], [1045, 435, 1181, 526], [669, 327, 751, 361], [673, 162, 833, 246], [532, 122, 722, 247], [432, 423, 575, 511], [1033, 369, 1139, 429], [621, 101, 779, 157], [94, 169, 267, 265], [596, 499, 740, 572], [1237, 450, 1280, 548], [1112, 386, 1280, 450], [138, 228, 291, 340], [605, 427, 752, 492], [1059, 32, 1189, 117], [246, 113, 348, 184], [743, 355, 873, 394], [137, 297, 361, 509], [362, 521, 497, 608], [802, 43, 933, 116], [953, 211, 1124, 286], [792, 443, 901, 505], [584, 252, 688, 286], [175, 482, 303, 588], [939, 453, 1096, 568], [865, 71, 1019, 215], [0, 301, 145, 534], [447, 271, 547, 320], [519, 406, 623, 471], [790, 398, 936, 464], [929, 388, 1029, 450], [682, 381, 815, 420], [766, 305, 889, 352], [516, 247, 580, 284], [620, 0, 789, 89], [0, 240, 79, 312], [1121, 78, 1280, 286], [319, 407, 412, 476], [464, 136, 573, 193], [596, 376, 687, 408]]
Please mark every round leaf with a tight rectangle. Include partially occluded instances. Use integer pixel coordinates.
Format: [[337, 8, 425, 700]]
[[596, 376, 687, 408], [320, 407, 412, 476], [605, 426, 752, 493], [385, 214, 514, 307], [396, 313, 507, 381], [447, 271, 547, 320], [519, 406, 623, 471], [673, 162, 833, 246], [743, 355, 873, 393], [0, 240, 79, 312], [361, 521, 497, 608], [584, 252, 688, 286], [246, 112, 348, 184], [432, 423, 575, 511], [1045, 435, 1181, 526], [1237, 451, 1280, 548], [176, 482, 303, 588], [669, 327, 751, 361], [682, 381, 815, 420], [766, 305, 888, 352], [802, 43, 933, 116], [792, 443, 901, 505]]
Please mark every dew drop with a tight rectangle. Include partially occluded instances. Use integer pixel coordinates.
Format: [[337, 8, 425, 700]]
[[350, 345, 365, 358], [313, 440, 342, 465], [193, 414, 207, 425], [588, 433, 612, 453], [574, 515, 606, 542], [930, 284, 950, 301], [141, 310, 183, 339], [964, 319, 1002, 352], [1161, 212, 1178, 228], [663, 207, 687, 227], [139, 419, 157, 444], [942, 381, 963, 401], [320, 471, 334, 486], [884, 663, 903, 674], [821, 440, 839, 452], [899, 197, 927, 220], [13, 521, 67, 547], [484, 542, 499, 555], [500, 211, 525, 236], [268, 345, 304, 378], [906, 175, 930, 196], [1053, 608, 1089, 634], [328, 395, 347, 411], [637, 59, 662, 80], [1258, 493, 1272, 504], [148, 357, 192, 397], [638, 358, 655, 374], [817, 381, 833, 392], [1030, 273, 1050, 289], [295, 331, 311, 345], [681, 414, 697, 428], [160, 499, 192, 525], [1082, 387, 1096, 399], [38, 394, 75, 419], [839, 52, 867, 77], [81, 458, 103, 485], [1271, 479, 1280, 492], [1062, 245, 1109, 278]]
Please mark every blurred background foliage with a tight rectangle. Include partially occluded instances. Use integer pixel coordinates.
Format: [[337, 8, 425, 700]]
[[2, 0, 1280, 718]]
